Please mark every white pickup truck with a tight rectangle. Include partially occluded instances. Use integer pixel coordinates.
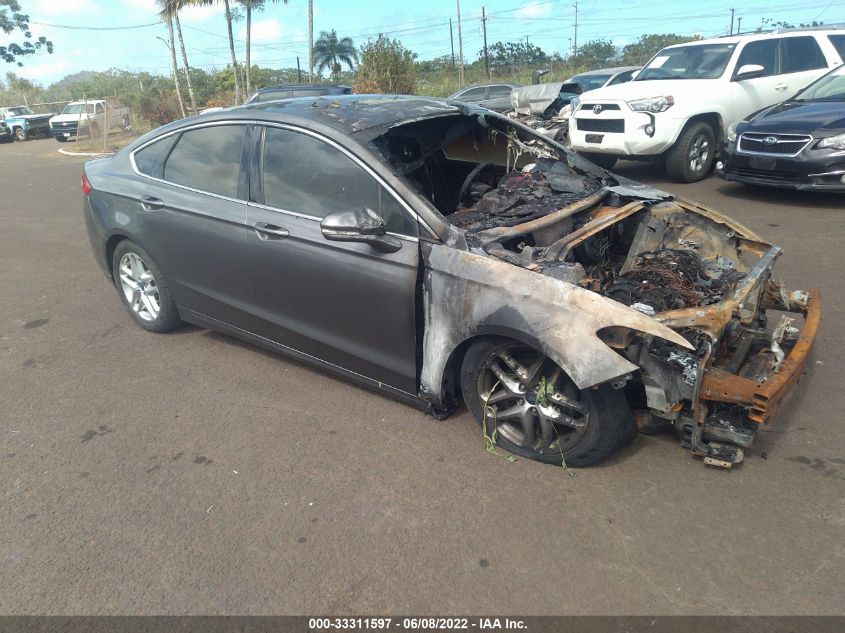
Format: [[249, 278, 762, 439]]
[[49, 99, 130, 142], [569, 29, 845, 181]]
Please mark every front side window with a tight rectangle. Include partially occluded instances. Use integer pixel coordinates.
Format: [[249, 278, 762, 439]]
[[780, 36, 827, 74], [571, 73, 611, 90], [735, 39, 779, 78], [458, 87, 486, 100], [261, 127, 417, 236], [637, 43, 736, 80], [163, 125, 245, 198], [488, 85, 514, 98], [256, 90, 291, 103], [828, 34, 845, 60]]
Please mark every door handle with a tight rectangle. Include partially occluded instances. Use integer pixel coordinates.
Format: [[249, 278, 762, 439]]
[[140, 195, 164, 210], [775, 82, 788, 90], [253, 222, 289, 239]]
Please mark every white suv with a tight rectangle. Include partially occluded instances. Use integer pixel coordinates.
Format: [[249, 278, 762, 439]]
[[569, 29, 845, 182]]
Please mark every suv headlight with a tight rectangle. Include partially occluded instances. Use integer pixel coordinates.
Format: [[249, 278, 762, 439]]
[[818, 132, 845, 151], [627, 96, 674, 113]]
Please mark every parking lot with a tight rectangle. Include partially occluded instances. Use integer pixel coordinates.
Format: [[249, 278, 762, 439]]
[[1, 136, 843, 615]]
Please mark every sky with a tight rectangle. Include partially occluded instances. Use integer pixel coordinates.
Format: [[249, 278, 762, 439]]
[[12, 0, 845, 85]]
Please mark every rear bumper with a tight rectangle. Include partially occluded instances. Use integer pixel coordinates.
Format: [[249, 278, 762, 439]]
[[700, 288, 821, 423]]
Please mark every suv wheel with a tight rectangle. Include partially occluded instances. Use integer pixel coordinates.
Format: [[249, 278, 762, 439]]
[[665, 121, 715, 183], [14, 127, 26, 142]]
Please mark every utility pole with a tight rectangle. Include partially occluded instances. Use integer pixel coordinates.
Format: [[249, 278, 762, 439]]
[[737, 16, 743, 33], [449, 18, 456, 70], [296, 56, 302, 83], [730, 8, 735, 35], [482, 7, 490, 80], [308, 0, 314, 83], [456, 0, 464, 86], [572, 0, 578, 57]]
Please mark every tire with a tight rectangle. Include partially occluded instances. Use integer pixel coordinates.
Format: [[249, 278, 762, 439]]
[[665, 121, 715, 183], [111, 240, 181, 333], [55, 136, 67, 142], [581, 152, 618, 171], [461, 338, 633, 467], [14, 127, 26, 142]]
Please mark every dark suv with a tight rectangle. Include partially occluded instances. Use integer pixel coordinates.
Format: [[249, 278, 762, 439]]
[[245, 84, 352, 104]]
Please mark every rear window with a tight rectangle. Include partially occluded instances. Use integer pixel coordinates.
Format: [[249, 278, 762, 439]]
[[163, 125, 245, 198], [780, 36, 827, 74]]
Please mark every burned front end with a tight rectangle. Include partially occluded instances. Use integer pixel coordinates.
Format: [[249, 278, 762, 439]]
[[370, 107, 820, 467]]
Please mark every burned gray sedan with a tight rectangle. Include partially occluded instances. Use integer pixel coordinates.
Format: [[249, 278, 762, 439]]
[[82, 95, 820, 468]]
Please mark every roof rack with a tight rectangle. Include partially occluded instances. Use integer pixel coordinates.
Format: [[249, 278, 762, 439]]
[[719, 23, 844, 37]]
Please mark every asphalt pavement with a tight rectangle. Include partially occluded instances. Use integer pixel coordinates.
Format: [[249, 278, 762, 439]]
[[1, 137, 843, 615]]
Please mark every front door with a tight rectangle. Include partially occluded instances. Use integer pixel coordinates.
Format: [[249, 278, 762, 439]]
[[246, 125, 420, 394]]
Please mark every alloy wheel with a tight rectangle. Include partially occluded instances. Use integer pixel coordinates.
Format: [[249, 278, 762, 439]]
[[118, 252, 160, 322], [476, 345, 590, 455], [688, 133, 710, 173]]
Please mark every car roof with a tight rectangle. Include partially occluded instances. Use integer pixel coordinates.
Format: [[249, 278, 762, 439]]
[[194, 94, 468, 138], [666, 27, 845, 49], [256, 83, 351, 92], [572, 66, 640, 76]]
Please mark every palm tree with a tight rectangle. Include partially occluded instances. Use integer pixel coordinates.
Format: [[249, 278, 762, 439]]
[[156, 1, 186, 118], [240, 0, 287, 98], [161, 0, 197, 114], [312, 30, 357, 81], [190, 0, 242, 103]]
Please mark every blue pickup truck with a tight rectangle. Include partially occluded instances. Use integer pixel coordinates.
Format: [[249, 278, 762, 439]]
[[0, 106, 54, 141]]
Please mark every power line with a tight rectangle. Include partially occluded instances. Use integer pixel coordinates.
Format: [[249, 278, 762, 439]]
[[28, 20, 161, 31]]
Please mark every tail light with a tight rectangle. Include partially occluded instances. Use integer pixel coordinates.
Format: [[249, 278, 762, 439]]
[[81, 172, 92, 196]]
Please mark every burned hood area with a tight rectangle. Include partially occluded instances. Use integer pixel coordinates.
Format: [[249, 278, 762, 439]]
[[369, 109, 819, 468]]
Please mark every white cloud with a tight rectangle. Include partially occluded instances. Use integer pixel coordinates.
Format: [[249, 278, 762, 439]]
[[239, 18, 281, 42], [515, 2, 553, 19], [122, 0, 156, 12], [16, 59, 73, 83], [33, 0, 101, 16]]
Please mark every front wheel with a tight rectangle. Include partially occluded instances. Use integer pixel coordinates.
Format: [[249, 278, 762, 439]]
[[111, 240, 181, 333], [461, 339, 633, 466], [55, 136, 67, 143], [665, 121, 715, 183], [14, 128, 26, 142]]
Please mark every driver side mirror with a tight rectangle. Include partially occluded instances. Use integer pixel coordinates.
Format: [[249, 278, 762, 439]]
[[734, 64, 766, 81], [320, 207, 402, 254]]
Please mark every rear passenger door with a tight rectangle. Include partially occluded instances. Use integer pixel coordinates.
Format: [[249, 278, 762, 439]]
[[130, 122, 257, 331], [245, 125, 421, 394], [778, 35, 831, 95]]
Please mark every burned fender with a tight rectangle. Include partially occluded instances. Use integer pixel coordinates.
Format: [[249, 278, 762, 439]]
[[419, 241, 694, 406]]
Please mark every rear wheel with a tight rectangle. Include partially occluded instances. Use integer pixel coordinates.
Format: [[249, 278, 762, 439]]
[[111, 240, 181, 333], [665, 121, 715, 183], [581, 152, 618, 171], [461, 339, 632, 466]]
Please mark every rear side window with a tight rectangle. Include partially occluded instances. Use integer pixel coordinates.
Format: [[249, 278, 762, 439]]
[[291, 89, 321, 97], [781, 36, 827, 73], [163, 125, 245, 198], [828, 35, 845, 60], [261, 127, 417, 236], [133, 135, 178, 178], [258, 90, 292, 102], [736, 40, 778, 77]]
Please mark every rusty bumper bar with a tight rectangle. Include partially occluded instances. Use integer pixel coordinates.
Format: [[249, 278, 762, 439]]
[[700, 288, 821, 424]]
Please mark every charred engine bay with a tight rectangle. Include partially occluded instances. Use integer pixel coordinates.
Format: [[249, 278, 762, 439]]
[[449, 158, 748, 315]]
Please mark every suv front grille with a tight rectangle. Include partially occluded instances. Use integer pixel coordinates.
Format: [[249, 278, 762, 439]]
[[738, 133, 812, 156], [579, 103, 621, 112], [576, 118, 624, 133]]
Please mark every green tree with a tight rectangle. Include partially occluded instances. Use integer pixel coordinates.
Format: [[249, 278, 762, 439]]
[[1, 0, 53, 66], [574, 39, 617, 69], [313, 29, 358, 81], [191, 0, 242, 103], [484, 41, 547, 74], [620, 34, 702, 65], [354, 35, 416, 94]]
